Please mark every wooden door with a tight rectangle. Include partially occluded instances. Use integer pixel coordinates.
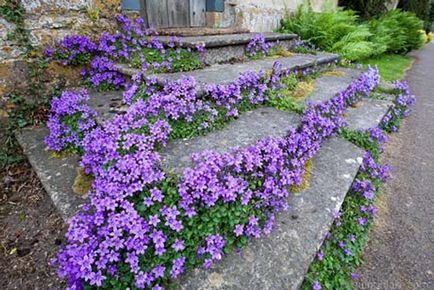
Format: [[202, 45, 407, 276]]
[[143, 0, 206, 28], [189, 0, 206, 27]]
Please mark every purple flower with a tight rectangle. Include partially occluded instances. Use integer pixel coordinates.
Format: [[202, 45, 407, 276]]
[[312, 280, 322, 290], [316, 250, 324, 261], [171, 239, 185, 252], [234, 224, 244, 237]]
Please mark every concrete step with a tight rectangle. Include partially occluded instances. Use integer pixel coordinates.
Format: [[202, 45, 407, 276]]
[[116, 52, 339, 93], [305, 67, 363, 104], [15, 127, 85, 220], [15, 107, 301, 220], [178, 137, 364, 290], [155, 32, 297, 65], [345, 98, 393, 131], [161, 107, 301, 174]]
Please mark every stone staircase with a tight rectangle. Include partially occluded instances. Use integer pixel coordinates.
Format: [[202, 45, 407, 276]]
[[15, 33, 395, 290]]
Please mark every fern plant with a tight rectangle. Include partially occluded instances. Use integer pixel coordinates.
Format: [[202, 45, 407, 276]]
[[279, 2, 425, 61]]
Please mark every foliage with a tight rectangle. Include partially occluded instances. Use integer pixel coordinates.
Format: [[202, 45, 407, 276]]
[[380, 80, 416, 132], [303, 80, 416, 290], [46, 15, 205, 91], [279, 5, 376, 61], [338, 0, 389, 19], [51, 65, 380, 289], [398, 0, 433, 31], [367, 9, 425, 54], [279, 3, 425, 61], [359, 53, 413, 81], [0, 0, 31, 53]]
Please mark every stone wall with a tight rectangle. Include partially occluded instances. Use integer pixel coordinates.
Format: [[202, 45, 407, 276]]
[[0, 0, 335, 97], [0, 0, 125, 96], [222, 0, 337, 32]]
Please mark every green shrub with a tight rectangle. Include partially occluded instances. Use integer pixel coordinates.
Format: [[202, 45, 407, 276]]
[[280, 4, 375, 60], [367, 10, 425, 54], [398, 0, 432, 31], [279, 3, 425, 61], [338, 0, 389, 18]]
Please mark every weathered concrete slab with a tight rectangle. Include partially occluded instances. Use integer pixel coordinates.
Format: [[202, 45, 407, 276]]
[[345, 98, 392, 131], [16, 107, 300, 220], [161, 107, 301, 174], [155, 53, 337, 90], [178, 137, 364, 290], [87, 90, 126, 124], [158, 32, 297, 48], [306, 67, 362, 104], [116, 53, 339, 87], [153, 33, 297, 64], [15, 127, 85, 221]]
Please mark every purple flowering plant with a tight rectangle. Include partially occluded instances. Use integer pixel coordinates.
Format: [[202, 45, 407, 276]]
[[49, 64, 382, 289], [44, 28, 381, 288], [46, 35, 98, 66], [380, 80, 415, 132], [45, 89, 97, 154], [46, 15, 205, 91], [246, 33, 272, 58], [304, 82, 415, 290]]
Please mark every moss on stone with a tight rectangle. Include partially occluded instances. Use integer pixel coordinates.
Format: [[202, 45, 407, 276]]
[[290, 158, 313, 193], [322, 70, 346, 77], [72, 167, 93, 196]]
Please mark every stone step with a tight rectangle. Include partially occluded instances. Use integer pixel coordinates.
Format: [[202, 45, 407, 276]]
[[116, 52, 339, 93], [305, 67, 363, 104], [178, 137, 364, 290], [15, 107, 301, 220], [303, 68, 394, 131], [160, 32, 297, 64], [161, 107, 301, 174], [156, 27, 250, 37], [158, 32, 297, 49], [15, 127, 85, 221], [87, 90, 125, 124], [345, 98, 392, 131]]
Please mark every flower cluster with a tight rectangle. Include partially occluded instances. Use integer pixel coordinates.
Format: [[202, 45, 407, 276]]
[[306, 151, 386, 290], [46, 35, 97, 65], [45, 89, 97, 153], [381, 80, 416, 132], [47, 15, 205, 91], [204, 61, 283, 117], [246, 33, 271, 58], [305, 81, 416, 290], [84, 56, 125, 90], [52, 63, 380, 289], [290, 37, 318, 54]]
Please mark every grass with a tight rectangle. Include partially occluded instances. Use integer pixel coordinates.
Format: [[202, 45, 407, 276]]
[[359, 53, 413, 81]]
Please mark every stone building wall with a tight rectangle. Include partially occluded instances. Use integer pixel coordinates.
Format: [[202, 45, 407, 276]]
[[0, 0, 335, 97], [224, 0, 337, 32], [0, 0, 125, 96]]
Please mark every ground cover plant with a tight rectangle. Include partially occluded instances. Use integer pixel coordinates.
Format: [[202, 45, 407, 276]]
[[302, 81, 415, 289], [358, 54, 413, 81], [45, 57, 380, 288], [246, 33, 317, 60], [279, 3, 425, 61], [44, 15, 205, 91]]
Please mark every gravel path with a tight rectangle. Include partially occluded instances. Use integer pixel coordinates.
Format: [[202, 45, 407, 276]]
[[354, 43, 434, 289]]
